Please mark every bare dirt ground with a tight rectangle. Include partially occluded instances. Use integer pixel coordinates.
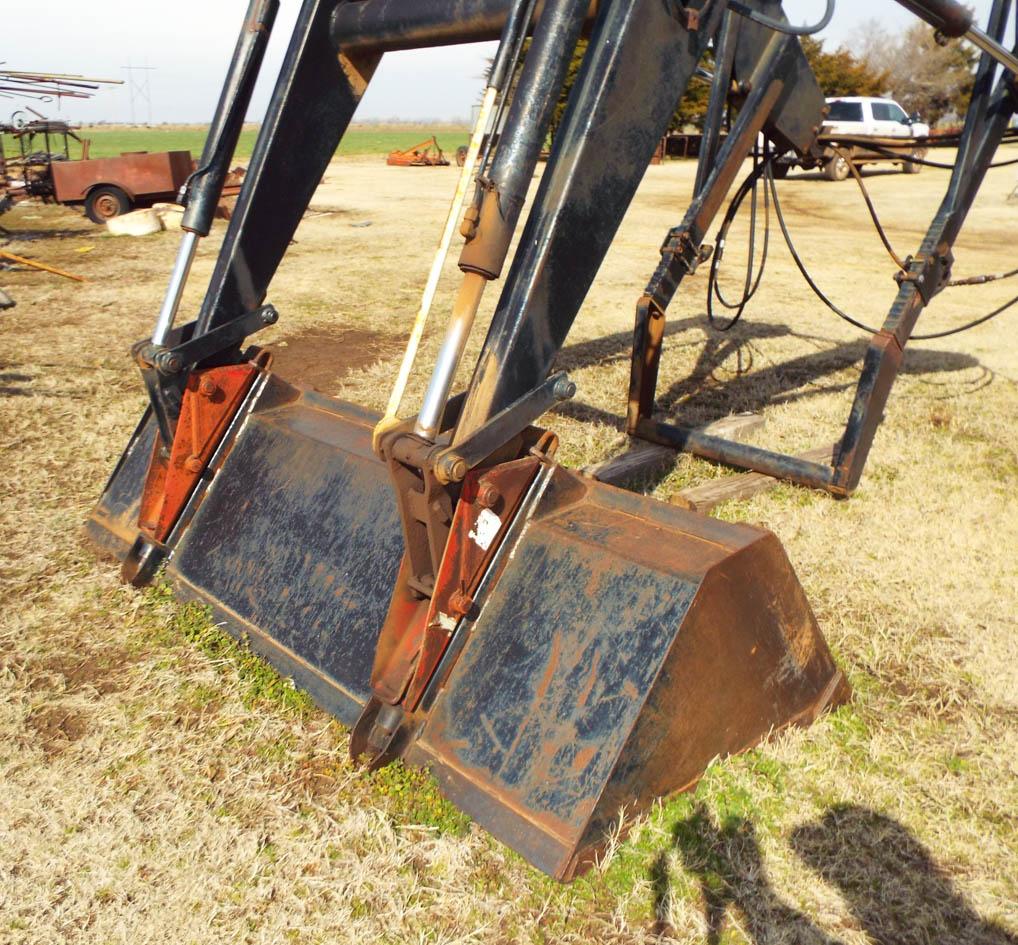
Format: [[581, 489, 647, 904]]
[[1, 153, 1016, 944]]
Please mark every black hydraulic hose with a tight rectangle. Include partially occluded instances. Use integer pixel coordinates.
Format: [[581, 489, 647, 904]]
[[823, 137, 1018, 170], [706, 156, 771, 331], [727, 0, 834, 35], [767, 164, 1018, 339]]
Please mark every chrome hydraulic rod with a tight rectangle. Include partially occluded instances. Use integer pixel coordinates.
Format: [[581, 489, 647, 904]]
[[375, 0, 537, 446], [413, 0, 590, 441], [151, 0, 278, 347], [152, 232, 199, 345]]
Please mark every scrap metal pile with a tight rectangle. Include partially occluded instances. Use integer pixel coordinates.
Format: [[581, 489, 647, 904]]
[[87, 0, 1018, 879]]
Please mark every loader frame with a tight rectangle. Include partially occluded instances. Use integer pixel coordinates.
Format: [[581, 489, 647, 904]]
[[87, 0, 1018, 880], [627, 0, 1018, 496]]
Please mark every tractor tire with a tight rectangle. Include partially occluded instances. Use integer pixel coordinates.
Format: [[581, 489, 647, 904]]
[[823, 154, 850, 181], [903, 148, 923, 174], [85, 185, 131, 224]]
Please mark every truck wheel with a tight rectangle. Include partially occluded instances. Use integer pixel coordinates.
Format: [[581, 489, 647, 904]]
[[85, 186, 132, 223], [823, 154, 850, 181], [903, 149, 923, 174]]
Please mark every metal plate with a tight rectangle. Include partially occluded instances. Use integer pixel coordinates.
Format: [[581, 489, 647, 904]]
[[412, 468, 848, 879]]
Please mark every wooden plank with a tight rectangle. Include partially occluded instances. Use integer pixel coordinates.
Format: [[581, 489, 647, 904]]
[[671, 443, 838, 514], [585, 413, 764, 486], [0, 249, 87, 283]]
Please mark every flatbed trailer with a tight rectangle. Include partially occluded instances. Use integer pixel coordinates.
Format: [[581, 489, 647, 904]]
[[777, 134, 928, 180]]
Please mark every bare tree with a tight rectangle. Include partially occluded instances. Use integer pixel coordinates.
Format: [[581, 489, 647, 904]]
[[851, 20, 978, 126]]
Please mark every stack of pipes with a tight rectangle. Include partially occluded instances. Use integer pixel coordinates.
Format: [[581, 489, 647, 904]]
[[0, 69, 122, 102]]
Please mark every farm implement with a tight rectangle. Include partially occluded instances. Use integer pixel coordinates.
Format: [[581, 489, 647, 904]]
[[386, 136, 451, 166], [88, 0, 1018, 878]]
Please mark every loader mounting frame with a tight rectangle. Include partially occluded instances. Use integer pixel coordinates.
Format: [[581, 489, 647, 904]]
[[87, 0, 1014, 880]]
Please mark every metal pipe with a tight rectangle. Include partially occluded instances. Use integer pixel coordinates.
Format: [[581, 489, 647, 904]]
[[152, 231, 199, 345], [415, 273, 487, 438], [966, 25, 1018, 73], [183, 0, 280, 238], [330, 0, 596, 52], [637, 419, 839, 491], [151, 0, 278, 349], [376, 0, 538, 447], [694, 9, 738, 198]]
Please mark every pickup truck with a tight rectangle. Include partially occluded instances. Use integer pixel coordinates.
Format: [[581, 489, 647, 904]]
[[774, 97, 930, 181]]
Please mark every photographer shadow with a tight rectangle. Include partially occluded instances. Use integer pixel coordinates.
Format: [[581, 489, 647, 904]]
[[655, 803, 1016, 945]]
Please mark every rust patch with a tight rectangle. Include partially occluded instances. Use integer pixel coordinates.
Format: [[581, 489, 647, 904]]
[[269, 328, 402, 392], [27, 706, 88, 754]]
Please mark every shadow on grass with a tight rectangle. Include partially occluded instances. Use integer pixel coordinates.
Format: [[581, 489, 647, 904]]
[[656, 803, 1016, 945], [554, 316, 989, 434]]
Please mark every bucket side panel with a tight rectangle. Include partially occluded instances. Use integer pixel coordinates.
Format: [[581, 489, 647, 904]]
[[573, 532, 849, 875], [169, 400, 403, 723], [417, 492, 704, 876]]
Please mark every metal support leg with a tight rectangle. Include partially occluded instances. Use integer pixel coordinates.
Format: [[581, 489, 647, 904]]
[[626, 0, 1016, 497], [627, 30, 814, 432]]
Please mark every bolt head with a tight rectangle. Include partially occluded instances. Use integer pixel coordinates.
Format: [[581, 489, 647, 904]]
[[198, 377, 218, 397], [448, 589, 473, 618], [159, 353, 183, 374], [553, 377, 577, 400], [476, 482, 501, 509], [184, 455, 204, 473]]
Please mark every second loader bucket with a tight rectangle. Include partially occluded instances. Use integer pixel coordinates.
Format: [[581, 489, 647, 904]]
[[408, 466, 849, 879], [89, 370, 849, 879]]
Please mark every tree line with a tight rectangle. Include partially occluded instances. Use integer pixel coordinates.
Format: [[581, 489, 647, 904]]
[[544, 23, 977, 138]]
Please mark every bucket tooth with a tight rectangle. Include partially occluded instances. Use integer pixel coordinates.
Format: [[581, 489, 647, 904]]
[[409, 467, 849, 880]]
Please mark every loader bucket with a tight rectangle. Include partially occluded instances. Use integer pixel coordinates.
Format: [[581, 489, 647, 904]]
[[89, 372, 848, 879]]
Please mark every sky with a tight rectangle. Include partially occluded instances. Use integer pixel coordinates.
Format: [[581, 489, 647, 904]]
[[6, 0, 1000, 125]]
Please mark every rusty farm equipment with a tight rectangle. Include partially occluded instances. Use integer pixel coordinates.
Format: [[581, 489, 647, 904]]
[[87, 0, 1018, 879], [387, 135, 451, 166], [0, 117, 195, 223]]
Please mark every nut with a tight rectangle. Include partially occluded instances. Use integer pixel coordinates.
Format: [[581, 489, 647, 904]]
[[198, 377, 218, 398], [448, 589, 473, 618], [476, 482, 501, 509], [184, 455, 204, 473]]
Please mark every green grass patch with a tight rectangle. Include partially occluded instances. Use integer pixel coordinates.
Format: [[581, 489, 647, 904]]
[[143, 583, 313, 718], [78, 125, 471, 162], [371, 760, 471, 836]]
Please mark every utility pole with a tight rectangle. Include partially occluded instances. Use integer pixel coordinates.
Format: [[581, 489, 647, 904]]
[[121, 64, 156, 124]]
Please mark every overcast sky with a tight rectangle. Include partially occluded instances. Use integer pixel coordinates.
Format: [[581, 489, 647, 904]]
[[7, 0, 999, 125]]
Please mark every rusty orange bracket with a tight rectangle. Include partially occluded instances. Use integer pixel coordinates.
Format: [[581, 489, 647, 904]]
[[137, 356, 267, 543]]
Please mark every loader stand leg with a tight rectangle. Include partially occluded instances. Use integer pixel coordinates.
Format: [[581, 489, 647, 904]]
[[629, 0, 1017, 496]]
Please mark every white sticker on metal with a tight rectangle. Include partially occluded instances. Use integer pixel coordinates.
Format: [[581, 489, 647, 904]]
[[438, 612, 457, 633], [469, 508, 502, 551]]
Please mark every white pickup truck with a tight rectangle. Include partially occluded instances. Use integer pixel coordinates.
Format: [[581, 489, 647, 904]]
[[817, 97, 929, 180], [773, 96, 930, 181]]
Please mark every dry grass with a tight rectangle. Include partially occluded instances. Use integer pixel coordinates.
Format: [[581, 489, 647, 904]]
[[0, 154, 1016, 944]]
